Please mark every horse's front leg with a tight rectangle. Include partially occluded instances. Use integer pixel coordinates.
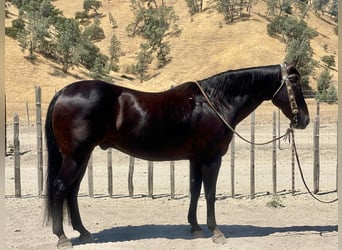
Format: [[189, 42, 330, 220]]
[[201, 157, 226, 244]]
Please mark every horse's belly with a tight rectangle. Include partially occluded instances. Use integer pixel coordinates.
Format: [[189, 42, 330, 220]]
[[100, 127, 229, 162]]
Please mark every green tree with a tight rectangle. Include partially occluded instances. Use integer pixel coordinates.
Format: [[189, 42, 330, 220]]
[[312, 0, 329, 15], [267, 15, 318, 91], [127, 0, 179, 79], [19, 0, 61, 21], [321, 55, 335, 68], [316, 68, 336, 103], [185, 0, 203, 15], [267, 15, 318, 45], [156, 41, 170, 68], [329, 0, 338, 21], [325, 84, 337, 104], [279, 0, 292, 15], [55, 17, 82, 72], [89, 56, 108, 80], [217, 0, 253, 23], [108, 34, 121, 72], [317, 68, 332, 94], [285, 38, 315, 90], [5, 16, 25, 39], [83, 0, 102, 16], [316, 68, 332, 101], [135, 43, 153, 82], [10, 0, 62, 57], [17, 10, 50, 59], [83, 17, 105, 41], [76, 38, 108, 71], [39, 0, 62, 23], [266, 0, 278, 17], [108, 12, 118, 28]]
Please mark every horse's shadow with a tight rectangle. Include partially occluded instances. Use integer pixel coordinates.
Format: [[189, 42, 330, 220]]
[[71, 224, 337, 246]]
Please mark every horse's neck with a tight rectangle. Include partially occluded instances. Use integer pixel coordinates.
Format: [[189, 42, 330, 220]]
[[229, 96, 264, 126], [203, 68, 279, 127]]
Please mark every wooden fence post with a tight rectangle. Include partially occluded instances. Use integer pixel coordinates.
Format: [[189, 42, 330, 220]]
[[278, 109, 281, 150], [148, 161, 153, 198], [128, 156, 134, 198], [88, 154, 94, 197], [272, 111, 277, 195], [14, 113, 21, 198], [336, 121, 338, 192], [291, 131, 295, 195], [26, 101, 30, 127], [5, 95, 7, 154], [170, 161, 175, 199], [250, 112, 255, 199], [107, 149, 113, 197], [313, 115, 320, 194], [35, 86, 43, 197], [230, 134, 235, 198]]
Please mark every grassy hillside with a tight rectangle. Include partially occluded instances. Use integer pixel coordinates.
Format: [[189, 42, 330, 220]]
[[5, 0, 338, 117]]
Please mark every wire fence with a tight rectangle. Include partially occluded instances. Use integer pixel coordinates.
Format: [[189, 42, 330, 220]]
[[4, 90, 338, 199]]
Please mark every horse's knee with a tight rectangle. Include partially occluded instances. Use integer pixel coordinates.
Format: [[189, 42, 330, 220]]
[[205, 192, 216, 203]]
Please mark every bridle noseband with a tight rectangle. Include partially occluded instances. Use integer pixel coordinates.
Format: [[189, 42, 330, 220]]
[[272, 63, 299, 127]]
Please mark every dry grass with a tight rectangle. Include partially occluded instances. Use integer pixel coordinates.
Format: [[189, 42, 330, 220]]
[[5, 0, 338, 119]]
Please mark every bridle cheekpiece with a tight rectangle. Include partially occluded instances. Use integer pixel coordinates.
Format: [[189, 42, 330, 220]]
[[272, 63, 299, 127]]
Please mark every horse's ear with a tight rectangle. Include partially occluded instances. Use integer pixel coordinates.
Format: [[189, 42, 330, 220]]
[[289, 58, 299, 67]]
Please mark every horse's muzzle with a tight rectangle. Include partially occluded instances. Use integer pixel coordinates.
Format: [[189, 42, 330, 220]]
[[292, 114, 310, 129]]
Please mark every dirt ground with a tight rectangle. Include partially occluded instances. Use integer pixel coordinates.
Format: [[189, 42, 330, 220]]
[[4, 101, 338, 249], [4, 194, 338, 250]]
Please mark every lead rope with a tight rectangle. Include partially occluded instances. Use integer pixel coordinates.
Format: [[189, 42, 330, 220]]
[[193, 81, 292, 146], [290, 130, 338, 203]]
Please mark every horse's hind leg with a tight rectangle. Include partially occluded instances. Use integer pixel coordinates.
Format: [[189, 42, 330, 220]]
[[52, 158, 78, 248], [188, 160, 205, 238], [52, 188, 69, 249], [53, 152, 93, 248], [201, 157, 226, 244], [67, 160, 94, 244]]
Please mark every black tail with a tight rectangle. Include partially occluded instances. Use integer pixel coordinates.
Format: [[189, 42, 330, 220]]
[[45, 90, 63, 224]]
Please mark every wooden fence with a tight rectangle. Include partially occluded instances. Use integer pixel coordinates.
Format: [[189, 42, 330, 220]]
[[6, 88, 338, 199]]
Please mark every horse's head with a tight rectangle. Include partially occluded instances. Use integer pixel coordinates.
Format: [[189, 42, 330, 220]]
[[272, 62, 310, 129]]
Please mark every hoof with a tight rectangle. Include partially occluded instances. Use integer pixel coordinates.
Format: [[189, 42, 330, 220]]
[[191, 225, 205, 239], [79, 232, 94, 244], [57, 235, 72, 249], [212, 229, 226, 244], [192, 230, 205, 239]]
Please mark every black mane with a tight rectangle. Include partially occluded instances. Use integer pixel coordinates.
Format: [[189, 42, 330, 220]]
[[199, 64, 282, 101]]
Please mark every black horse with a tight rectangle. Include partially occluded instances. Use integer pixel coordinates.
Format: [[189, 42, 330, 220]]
[[45, 62, 309, 248]]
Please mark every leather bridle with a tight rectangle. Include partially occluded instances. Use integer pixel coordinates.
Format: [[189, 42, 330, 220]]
[[272, 63, 299, 128]]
